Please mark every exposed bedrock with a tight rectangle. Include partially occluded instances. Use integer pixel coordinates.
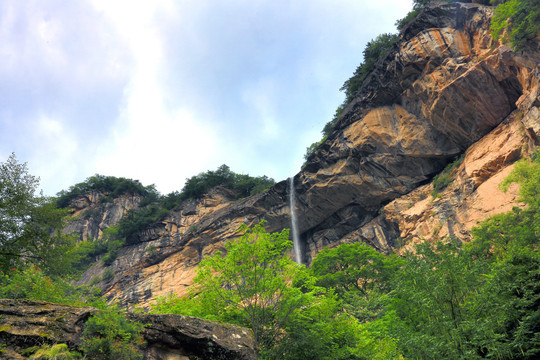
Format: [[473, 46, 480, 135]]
[[0, 299, 256, 360], [71, 1, 539, 307]]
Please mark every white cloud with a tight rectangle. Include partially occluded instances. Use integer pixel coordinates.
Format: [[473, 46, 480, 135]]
[[25, 115, 80, 194], [0, 0, 415, 195], [89, 0, 222, 194], [241, 78, 280, 140]]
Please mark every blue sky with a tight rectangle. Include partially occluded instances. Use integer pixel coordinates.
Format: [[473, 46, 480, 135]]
[[0, 0, 413, 196]]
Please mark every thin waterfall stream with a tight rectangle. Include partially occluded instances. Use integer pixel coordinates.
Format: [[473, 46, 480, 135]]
[[289, 177, 302, 264]]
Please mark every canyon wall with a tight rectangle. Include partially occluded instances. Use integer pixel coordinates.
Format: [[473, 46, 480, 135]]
[[67, 1, 539, 307]]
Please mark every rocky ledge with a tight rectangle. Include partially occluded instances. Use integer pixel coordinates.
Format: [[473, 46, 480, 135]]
[[0, 299, 256, 360]]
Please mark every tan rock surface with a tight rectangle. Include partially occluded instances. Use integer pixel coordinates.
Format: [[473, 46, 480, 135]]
[[70, 1, 538, 307], [384, 114, 526, 252]]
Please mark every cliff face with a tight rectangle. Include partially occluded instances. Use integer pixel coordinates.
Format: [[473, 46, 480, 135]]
[[64, 191, 142, 242], [69, 1, 539, 307]]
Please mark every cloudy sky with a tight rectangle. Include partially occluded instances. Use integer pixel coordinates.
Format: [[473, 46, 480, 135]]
[[0, 0, 413, 196]]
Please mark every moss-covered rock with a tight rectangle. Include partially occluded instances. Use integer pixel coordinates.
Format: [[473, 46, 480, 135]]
[[0, 299, 255, 360]]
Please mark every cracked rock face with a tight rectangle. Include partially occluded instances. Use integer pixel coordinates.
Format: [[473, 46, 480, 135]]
[[71, 1, 539, 307]]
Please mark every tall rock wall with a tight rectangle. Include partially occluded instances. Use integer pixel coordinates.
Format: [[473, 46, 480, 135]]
[[73, 1, 539, 307]]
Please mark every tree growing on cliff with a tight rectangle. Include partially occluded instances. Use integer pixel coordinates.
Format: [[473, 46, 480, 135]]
[[491, 0, 540, 50]]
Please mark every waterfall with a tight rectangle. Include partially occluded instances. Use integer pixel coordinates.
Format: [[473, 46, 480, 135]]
[[289, 177, 302, 264]]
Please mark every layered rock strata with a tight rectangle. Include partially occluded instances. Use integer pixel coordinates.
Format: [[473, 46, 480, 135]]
[[70, 1, 538, 306]]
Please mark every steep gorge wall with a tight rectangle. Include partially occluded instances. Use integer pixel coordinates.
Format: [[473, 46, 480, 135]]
[[297, 0, 539, 260], [72, 1, 538, 307]]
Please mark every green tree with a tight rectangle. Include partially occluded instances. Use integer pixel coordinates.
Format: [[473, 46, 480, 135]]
[[56, 174, 155, 209], [387, 151, 540, 359], [469, 151, 539, 258], [0, 154, 80, 275], [340, 33, 398, 105], [388, 241, 489, 359], [311, 242, 400, 322], [270, 289, 368, 360], [154, 222, 303, 354], [152, 223, 381, 359], [0, 266, 100, 305], [180, 164, 275, 200], [0, 153, 40, 271], [491, 0, 540, 50]]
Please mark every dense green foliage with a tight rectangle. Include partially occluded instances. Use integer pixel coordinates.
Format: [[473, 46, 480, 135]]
[[152, 223, 384, 359], [56, 174, 155, 209], [110, 164, 275, 246], [0, 154, 90, 276], [81, 302, 145, 360], [153, 223, 303, 353], [491, 0, 540, 50], [311, 242, 400, 322], [0, 266, 100, 305], [116, 206, 170, 246], [181, 164, 275, 200], [387, 152, 539, 359], [153, 151, 539, 359], [0, 154, 147, 359]]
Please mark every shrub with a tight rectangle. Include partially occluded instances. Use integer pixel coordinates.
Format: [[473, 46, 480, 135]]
[[81, 304, 145, 360], [180, 164, 275, 201], [89, 276, 102, 286], [430, 154, 464, 198], [102, 268, 114, 281], [81, 208, 101, 221], [145, 245, 158, 258], [0, 266, 100, 305], [116, 205, 169, 245], [29, 344, 80, 359]]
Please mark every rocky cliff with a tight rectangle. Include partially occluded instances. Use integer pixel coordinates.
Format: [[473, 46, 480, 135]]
[[68, 1, 538, 307]]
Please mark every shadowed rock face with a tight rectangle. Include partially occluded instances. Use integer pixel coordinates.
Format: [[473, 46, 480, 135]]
[[0, 299, 256, 360], [69, 1, 539, 307], [295, 1, 537, 261]]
